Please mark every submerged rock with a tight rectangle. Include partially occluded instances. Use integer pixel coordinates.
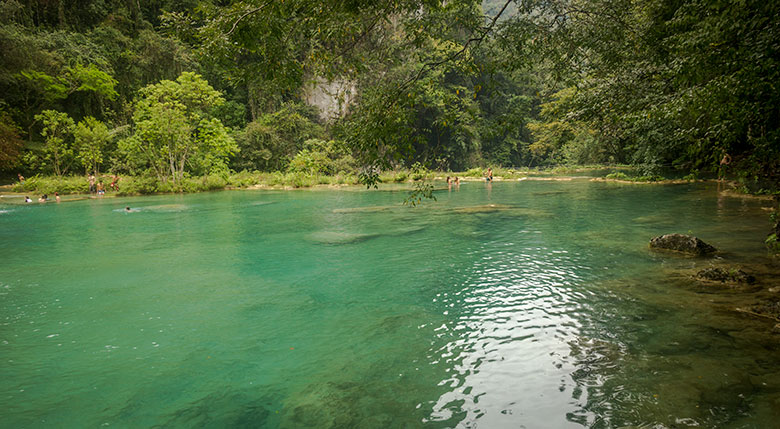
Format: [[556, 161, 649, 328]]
[[633, 214, 676, 226], [649, 233, 717, 255], [695, 267, 756, 284], [452, 203, 511, 214], [307, 231, 379, 245], [448, 204, 549, 217], [737, 301, 780, 321], [140, 203, 190, 212], [332, 205, 395, 214], [387, 225, 426, 236]]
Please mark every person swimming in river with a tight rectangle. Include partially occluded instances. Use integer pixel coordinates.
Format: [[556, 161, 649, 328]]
[[125, 206, 131, 212], [485, 168, 493, 182], [24, 196, 32, 203], [38, 194, 47, 202]]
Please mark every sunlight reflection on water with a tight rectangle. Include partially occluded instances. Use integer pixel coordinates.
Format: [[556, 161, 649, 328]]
[[427, 247, 593, 428]]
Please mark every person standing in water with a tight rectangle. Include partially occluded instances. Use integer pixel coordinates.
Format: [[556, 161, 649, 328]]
[[485, 167, 493, 182], [718, 152, 731, 182], [54, 192, 60, 203], [88, 173, 96, 194]]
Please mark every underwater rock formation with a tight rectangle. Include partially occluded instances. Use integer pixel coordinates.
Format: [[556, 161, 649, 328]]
[[306, 231, 380, 245], [737, 301, 780, 321], [695, 267, 756, 284], [649, 233, 717, 255]]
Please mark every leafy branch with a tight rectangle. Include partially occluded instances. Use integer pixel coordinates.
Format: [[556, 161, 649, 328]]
[[225, 1, 274, 36], [395, 0, 515, 98]]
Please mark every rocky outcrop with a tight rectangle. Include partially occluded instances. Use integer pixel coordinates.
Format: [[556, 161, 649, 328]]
[[649, 233, 717, 255], [695, 267, 756, 284], [302, 77, 355, 121]]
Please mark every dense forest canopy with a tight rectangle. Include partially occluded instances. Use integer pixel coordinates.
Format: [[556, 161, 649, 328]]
[[1, 0, 778, 190]]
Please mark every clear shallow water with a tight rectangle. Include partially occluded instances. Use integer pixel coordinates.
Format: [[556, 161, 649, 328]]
[[1, 180, 779, 428]]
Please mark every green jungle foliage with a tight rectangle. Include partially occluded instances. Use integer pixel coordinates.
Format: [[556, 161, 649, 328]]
[[1, 0, 778, 192]]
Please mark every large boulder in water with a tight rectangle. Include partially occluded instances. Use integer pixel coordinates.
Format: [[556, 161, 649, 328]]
[[649, 233, 717, 255]]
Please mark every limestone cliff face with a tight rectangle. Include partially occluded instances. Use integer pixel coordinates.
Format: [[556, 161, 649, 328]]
[[302, 77, 355, 122]]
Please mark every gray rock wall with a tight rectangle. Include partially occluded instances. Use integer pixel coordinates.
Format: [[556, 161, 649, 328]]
[[302, 77, 355, 122]]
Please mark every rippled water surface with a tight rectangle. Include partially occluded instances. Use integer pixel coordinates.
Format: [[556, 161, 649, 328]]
[[2, 180, 779, 428]]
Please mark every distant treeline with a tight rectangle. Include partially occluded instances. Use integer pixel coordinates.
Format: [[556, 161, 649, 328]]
[[1, 1, 777, 191]]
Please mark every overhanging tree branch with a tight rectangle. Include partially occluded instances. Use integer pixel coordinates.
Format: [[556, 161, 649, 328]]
[[395, 0, 515, 97], [226, 1, 273, 37]]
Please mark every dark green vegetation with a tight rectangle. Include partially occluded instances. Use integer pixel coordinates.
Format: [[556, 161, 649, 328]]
[[1, 0, 778, 194]]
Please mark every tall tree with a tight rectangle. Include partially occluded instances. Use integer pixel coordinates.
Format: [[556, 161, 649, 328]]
[[0, 110, 23, 171], [74, 116, 109, 176], [122, 72, 237, 185], [35, 109, 75, 176], [494, 0, 780, 182]]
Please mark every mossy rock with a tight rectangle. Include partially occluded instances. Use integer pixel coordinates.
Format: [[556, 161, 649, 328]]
[[695, 267, 756, 284], [649, 233, 717, 255]]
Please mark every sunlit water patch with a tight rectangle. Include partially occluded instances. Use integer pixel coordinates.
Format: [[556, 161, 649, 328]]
[[1, 181, 778, 427]]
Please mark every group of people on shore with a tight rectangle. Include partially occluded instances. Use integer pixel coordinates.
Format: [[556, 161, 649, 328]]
[[19, 172, 120, 203], [88, 173, 120, 195]]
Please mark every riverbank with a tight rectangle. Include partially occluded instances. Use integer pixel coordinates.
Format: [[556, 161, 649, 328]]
[[3, 166, 775, 201], [0, 165, 659, 196]]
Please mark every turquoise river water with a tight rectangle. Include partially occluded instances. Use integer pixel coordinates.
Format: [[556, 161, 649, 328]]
[[1, 179, 779, 428]]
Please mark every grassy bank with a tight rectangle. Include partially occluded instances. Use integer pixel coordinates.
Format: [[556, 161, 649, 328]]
[[5, 165, 653, 196], [10, 171, 364, 196]]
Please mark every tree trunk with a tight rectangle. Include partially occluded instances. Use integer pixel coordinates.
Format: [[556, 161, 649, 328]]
[[169, 143, 176, 184], [54, 152, 61, 177], [57, 0, 66, 29]]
